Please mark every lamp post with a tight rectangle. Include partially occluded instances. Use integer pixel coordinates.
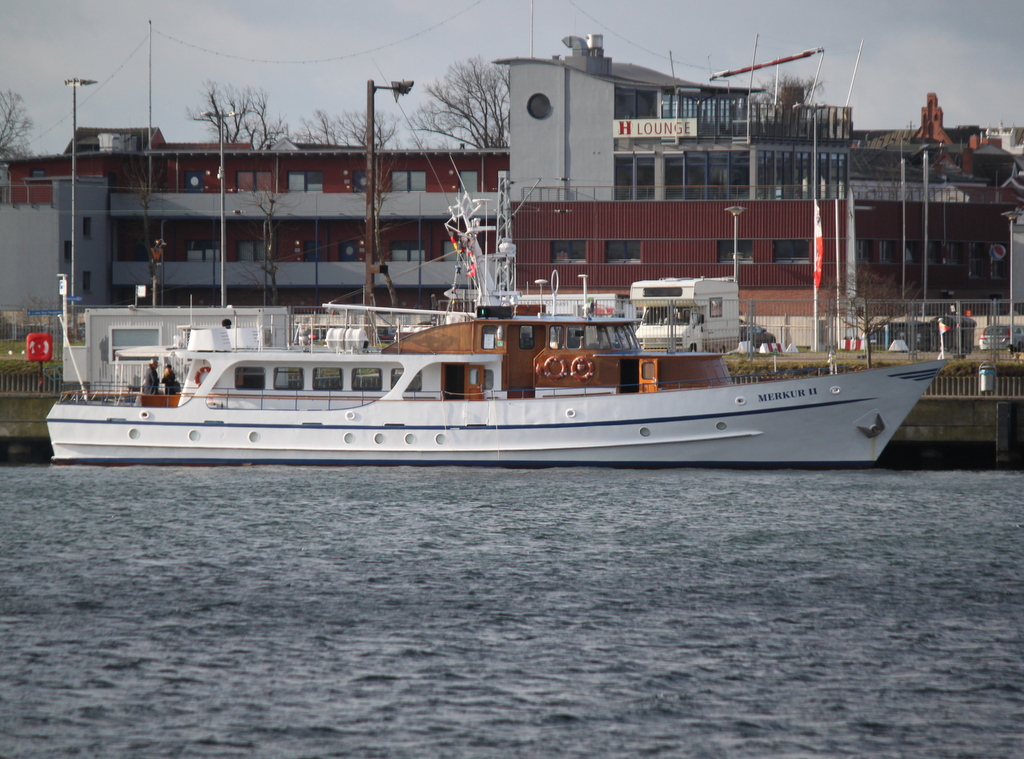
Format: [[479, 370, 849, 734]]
[[725, 206, 746, 284], [364, 79, 414, 306], [199, 109, 236, 307], [64, 78, 96, 298], [1004, 209, 1021, 316]]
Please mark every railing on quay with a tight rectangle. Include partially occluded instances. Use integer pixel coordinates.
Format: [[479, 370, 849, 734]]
[[0, 373, 63, 394]]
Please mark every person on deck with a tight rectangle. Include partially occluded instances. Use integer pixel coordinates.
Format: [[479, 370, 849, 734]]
[[142, 359, 160, 394], [162, 364, 180, 395]]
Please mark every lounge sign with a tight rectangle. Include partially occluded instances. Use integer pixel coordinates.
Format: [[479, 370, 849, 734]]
[[613, 118, 696, 138]]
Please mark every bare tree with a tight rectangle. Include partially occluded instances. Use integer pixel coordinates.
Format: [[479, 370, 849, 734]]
[[121, 156, 167, 302], [0, 89, 33, 159], [186, 81, 288, 149], [296, 108, 399, 147], [410, 56, 509, 148], [751, 73, 824, 106], [843, 269, 912, 368], [245, 172, 296, 306]]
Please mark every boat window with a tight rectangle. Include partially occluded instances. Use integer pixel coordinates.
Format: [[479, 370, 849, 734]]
[[273, 367, 304, 390], [390, 368, 422, 392], [619, 326, 639, 350], [549, 326, 563, 349], [518, 325, 535, 350], [609, 327, 623, 350], [235, 366, 265, 389], [352, 367, 383, 392], [312, 367, 344, 390], [642, 362, 657, 380], [481, 325, 502, 350], [566, 326, 585, 350], [584, 325, 612, 350], [484, 369, 494, 390]]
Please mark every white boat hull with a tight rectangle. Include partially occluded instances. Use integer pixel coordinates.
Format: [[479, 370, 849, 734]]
[[47, 362, 942, 468]]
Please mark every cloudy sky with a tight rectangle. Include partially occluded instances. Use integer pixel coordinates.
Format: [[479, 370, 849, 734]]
[[3, 0, 1022, 155]]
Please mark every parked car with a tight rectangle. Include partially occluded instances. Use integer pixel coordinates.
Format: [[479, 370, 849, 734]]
[[739, 323, 777, 348], [979, 324, 1024, 351]]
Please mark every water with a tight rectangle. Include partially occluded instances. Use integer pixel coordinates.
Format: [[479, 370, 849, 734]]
[[1, 466, 1021, 758]]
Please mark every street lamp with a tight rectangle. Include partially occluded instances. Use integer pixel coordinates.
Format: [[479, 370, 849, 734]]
[[364, 79, 414, 306], [65, 77, 96, 298], [725, 206, 746, 284], [198, 109, 236, 308], [1003, 208, 1021, 314]]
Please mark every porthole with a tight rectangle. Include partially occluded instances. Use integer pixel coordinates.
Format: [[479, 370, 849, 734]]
[[404, 433, 416, 445], [344, 432, 355, 444], [374, 433, 386, 445], [188, 429, 200, 442], [735, 397, 746, 406], [565, 408, 576, 418], [830, 386, 841, 395], [248, 431, 260, 443], [345, 410, 357, 421], [639, 427, 651, 437], [527, 93, 551, 119], [716, 422, 727, 430], [139, 411, 150, 420], [435, 433, 447, 445], [128, 428, 140, 440]]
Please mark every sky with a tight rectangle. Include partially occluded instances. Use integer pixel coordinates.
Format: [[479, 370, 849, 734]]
[[3, 0, 1023, 156]]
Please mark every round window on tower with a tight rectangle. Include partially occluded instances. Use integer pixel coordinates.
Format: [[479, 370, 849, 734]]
[[527, 93, 552, 120]]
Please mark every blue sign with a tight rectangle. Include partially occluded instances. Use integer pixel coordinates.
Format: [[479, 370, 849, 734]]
[[66, 295, 83, 302], [27, 309, 62, 316]]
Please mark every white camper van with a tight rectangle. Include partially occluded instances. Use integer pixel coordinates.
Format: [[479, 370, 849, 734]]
[[630, 278, 740, 352]]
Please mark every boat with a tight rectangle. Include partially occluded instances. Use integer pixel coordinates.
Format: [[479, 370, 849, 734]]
[[46, 195, 943, 467]]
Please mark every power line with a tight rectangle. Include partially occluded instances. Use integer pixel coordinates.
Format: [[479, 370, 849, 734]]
[[152, 1, 483, 66]]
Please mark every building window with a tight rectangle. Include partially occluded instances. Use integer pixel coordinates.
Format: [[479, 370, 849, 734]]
[[878, 240, 893, 263], [614, 87, 658, 119], [82, 217, 92, 239], [187, 240, 218, 262], [237, 240, 267, 262], [30, 169, 45, 178], [235, 367, 265, 389], [389, 241, 424, 262], [551, 240, 586, 263], [184, 171, 204, 192], [527, 93, 551, 120], [945, 241, 962, 265], [614, 156, 655, 200], [81, 271, 91, 292], [351, 367, 382, 392], [904, 242, 918, 263], [991, 247, 1006, 279], [856, 239, 871, 263], [716, 240, 753, 263], [287, 171, 323, 192], [352, 170, 366, 193], [237, 171, 273, 191], [391, 170, 426, 192], [927, 240, 942, 265], [969, 243, 985, 278], [458, 170, 478, 193], [606, 240, 641, 263], [772, 240, 810, 263], [64, 240, 72, 262]]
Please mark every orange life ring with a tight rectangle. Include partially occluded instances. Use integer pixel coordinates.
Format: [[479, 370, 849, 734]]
[[194, 365, 211, 385], [570, 356, 595, 382], [542, 355, 568, 380]]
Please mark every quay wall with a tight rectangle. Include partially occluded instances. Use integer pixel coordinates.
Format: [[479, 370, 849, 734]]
[[1, 395, 1022, 468]]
